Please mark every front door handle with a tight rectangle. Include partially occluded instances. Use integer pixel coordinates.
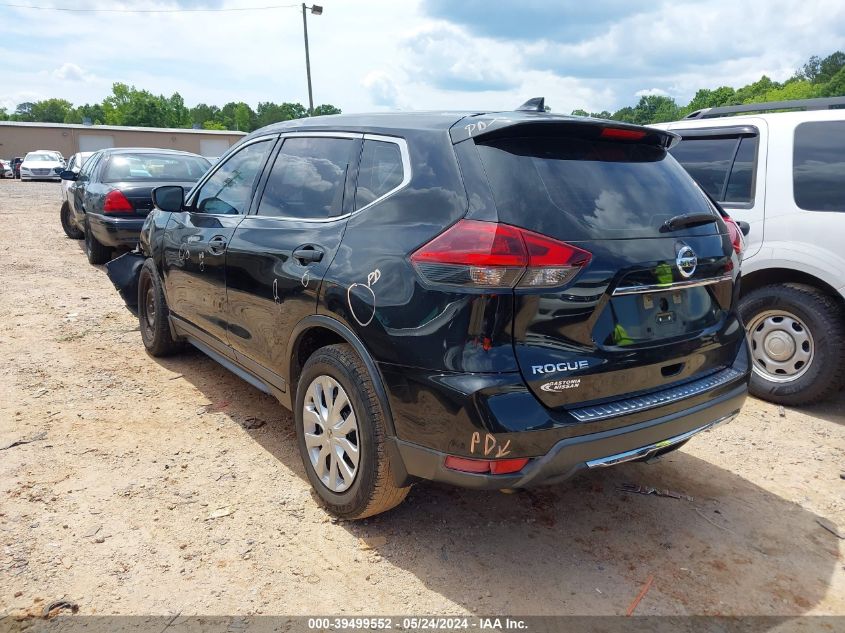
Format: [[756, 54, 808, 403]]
[[208, 235, 227, 255], [293, 247, 324, 264]]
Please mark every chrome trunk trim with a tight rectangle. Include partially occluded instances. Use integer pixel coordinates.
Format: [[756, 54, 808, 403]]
[[612, 274, 732, 296]]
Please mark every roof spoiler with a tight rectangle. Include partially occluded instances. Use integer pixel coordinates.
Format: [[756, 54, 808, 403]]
[[451, 115, 680, 148]]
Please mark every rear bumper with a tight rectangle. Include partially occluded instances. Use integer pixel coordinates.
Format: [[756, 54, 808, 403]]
[[87, 213, 146, 248], [389, 380, 745, 489], [383, 341, 750, 489]]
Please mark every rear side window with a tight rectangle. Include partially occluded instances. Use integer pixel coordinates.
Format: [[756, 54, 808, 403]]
[[355, 140, 404, 209], [670, 134, 758, 204], [793, 121, 845, 212], [476, 136, 714, 240], [257, 136, 357, 219]]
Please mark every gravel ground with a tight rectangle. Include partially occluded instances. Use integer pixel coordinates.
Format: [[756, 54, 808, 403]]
[[1, 179, 844, 617]]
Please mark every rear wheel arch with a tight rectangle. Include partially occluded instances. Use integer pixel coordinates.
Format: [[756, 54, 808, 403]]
[[287, 316, 397, 437]]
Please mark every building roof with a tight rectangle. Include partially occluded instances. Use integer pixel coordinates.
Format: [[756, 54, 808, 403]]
[[0, 121, 246, 136]]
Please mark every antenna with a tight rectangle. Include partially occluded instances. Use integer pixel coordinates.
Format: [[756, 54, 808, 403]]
[[516, 97, 545, 112]]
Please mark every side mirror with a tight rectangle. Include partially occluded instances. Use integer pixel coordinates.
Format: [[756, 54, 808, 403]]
[[152, 185, 185, 213], [60, 170, 78, 181], [737, 220, 750, 236]]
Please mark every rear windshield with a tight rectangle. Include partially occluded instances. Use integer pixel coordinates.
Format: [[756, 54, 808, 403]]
[[476, 137, 715, 240], [103, 153, 210, 182]]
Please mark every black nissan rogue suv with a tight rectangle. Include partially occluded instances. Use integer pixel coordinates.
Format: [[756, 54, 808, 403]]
[[136, 105, 750, 518]]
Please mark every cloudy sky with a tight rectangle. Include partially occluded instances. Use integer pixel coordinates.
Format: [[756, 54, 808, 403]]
[[1, 0, 844, 115]]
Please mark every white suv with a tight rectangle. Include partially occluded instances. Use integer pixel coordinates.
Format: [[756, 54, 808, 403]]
[[655, 97, 845, 405]]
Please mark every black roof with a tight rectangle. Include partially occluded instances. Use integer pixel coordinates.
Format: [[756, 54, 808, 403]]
[[245, 109, 676, 147]]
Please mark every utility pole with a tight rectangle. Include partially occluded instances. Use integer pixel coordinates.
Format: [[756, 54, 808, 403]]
[[301, 4, 323, 116]]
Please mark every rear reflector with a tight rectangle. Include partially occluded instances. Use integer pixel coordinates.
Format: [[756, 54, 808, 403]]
[[444, 455, 530, 475], [410, 220, 591, 289], [600, 127, 647, 141], [103, 190, 134, 214]]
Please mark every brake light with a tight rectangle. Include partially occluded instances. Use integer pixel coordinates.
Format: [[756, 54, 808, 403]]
[[410, 219, 591, 288], [600, 127, 647, 141], [723, 216, 745, 256], [103, 190, 134, 214], [444, 455, 530, 475]]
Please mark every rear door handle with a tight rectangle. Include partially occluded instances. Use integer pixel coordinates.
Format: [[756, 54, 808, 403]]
[[293, 247, 324, 264], [208, 235, 228, 255]]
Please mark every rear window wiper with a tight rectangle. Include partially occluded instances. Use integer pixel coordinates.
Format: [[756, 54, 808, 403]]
[[660, 212, 718, 232]]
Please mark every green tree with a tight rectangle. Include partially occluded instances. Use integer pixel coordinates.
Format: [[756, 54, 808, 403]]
[[312, 104, 341, 116], [820, 66, 845, 97], [13, 102, 35, 121], [30, 98, 73, 123], [190, 103, 221, 128], [64, 103, 105, 125], [202, 120, 227, 130], [570, 108, 589, 117], [0, 107, 8, 121]]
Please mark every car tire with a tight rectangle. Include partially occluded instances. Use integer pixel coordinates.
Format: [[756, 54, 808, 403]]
[[740, 283, 845, 406], [295, 343, 410, 519], [84, 216, 112, 265], [138, 258, 182, 357], [60, 201, 83, 240]]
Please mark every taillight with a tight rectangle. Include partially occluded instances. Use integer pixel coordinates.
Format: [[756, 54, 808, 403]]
[[723, 216, 745, 257], [103, 190, 134, 214], [410, 219, 591, 289], [600, 127, 647, 141]]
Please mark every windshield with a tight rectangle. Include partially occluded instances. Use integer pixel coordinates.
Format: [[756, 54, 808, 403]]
[[476, 136, 716, 240], [103, 153, 210, 182], [25, 153, 58, 162]]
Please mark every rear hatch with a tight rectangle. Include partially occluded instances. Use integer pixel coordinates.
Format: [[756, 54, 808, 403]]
[[469, 120, 742, 410]]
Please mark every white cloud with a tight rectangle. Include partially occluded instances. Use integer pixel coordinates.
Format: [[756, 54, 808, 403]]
[[635, 88, 671, 98], [361, 71, 404, 109], [52, 63, 94, 82], [0, 0, 842, 117]]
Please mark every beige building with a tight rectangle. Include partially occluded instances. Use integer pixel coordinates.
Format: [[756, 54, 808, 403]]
[[0, 121, 246, 159]]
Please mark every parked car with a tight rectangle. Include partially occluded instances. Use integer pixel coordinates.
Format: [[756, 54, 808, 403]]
[[12, 157, 23, 179], [19, 151, 65, 181], [131, 104, 750, 519], [61, 148, 210, 264], [654, 96, 845, 405], [0, 159, 13, 179], [60, 151, 93, 205]]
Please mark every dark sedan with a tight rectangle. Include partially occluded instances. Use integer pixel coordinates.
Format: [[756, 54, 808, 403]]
[[61, 148, 210, 264]]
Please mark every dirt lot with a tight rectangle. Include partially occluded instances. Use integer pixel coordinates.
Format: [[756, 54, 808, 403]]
[[1, 179, 844, 617]]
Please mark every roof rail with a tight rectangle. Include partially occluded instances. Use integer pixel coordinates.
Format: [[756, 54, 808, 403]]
[[683, 96, 845, 119]]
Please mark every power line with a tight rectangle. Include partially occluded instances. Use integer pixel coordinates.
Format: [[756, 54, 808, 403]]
[[0, 2, 299, 13]]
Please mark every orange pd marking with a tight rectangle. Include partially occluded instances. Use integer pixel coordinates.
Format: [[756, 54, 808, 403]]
[[470, 432, 480, 454]]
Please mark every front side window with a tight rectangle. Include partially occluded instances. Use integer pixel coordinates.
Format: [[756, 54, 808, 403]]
[[793, 121, 845, 212], [257, 137, 357, 219], [194, 139, 273, 215], [355, 140, 404, 209]]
